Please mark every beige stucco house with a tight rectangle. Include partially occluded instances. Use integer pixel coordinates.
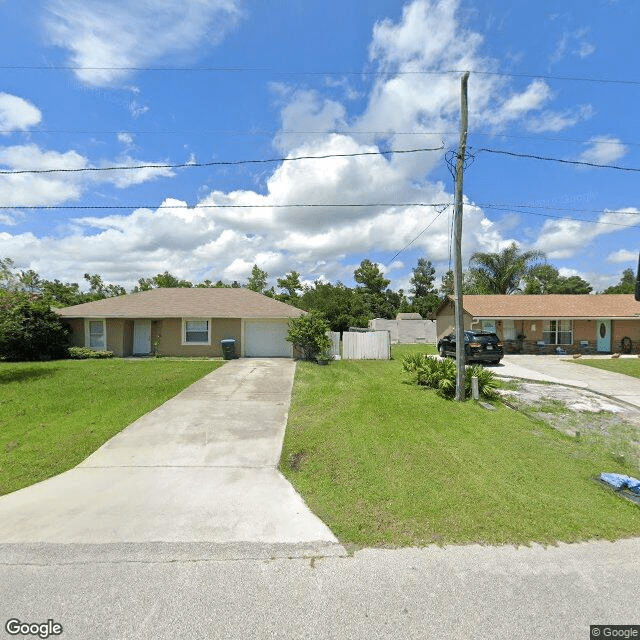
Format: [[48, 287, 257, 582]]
[[56, 288, 305, 358], [435, 294, 640, 354]]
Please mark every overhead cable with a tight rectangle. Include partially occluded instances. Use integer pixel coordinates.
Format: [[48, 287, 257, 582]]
[[0, 145, 444, 175]]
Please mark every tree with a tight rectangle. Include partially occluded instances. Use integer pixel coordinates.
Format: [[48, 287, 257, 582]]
[[440, 269, 478, 297], [602, 268, 635, 294], [247, 264, 269, 294], [353, 259, 398, 319], [353, 259, 390, 294], [285, 311, 332, 361], [523, 264, 592, 294], [134, 271, 192, 291], [84, 273, 127, 299], [0, 291, 70, 361], [18, 269, 42, 294], [409, 258, 439, 317], [297, 281, 370, 332], [468, 243, 545, 294], [0, 258, 17, 291], [41, 279, 88, 307], [277, 271, 303, 301]]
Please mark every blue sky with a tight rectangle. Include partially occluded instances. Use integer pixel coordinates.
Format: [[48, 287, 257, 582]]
[[0, 0, 638, 293]]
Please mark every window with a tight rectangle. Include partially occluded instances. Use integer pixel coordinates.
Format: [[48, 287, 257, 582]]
[[542, 319, 573, 345], [480, 320, 496, 333], [86, 319, 106, 350], [183, 319, 210, 345]]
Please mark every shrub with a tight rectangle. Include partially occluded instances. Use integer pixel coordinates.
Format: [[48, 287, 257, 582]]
[[402, 353, 498, 400], [286, 311, 332, 361], [0, 292, 70, 361], [68, 346, 114, 359]]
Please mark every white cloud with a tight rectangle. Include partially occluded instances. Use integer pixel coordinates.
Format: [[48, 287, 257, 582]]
[[0, 93, 42, 133], [498, 80, 552, 121], [607, 248, 638, 263], [0, 143, 174, 207], [45, 0, 243, 86], [579, 136, 627, 165], [534, 208, 640, 259], [550, 28, 596, 65], [527, 104, 594, 133]]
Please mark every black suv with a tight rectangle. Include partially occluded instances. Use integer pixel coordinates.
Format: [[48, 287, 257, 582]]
[[437, 330, 504, 364]]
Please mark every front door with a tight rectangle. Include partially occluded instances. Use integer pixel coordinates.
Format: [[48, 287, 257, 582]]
[[133, 319, 151, 355], [596, 319, 611, 352]]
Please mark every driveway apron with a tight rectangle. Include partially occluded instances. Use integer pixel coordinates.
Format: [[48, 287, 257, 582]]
[[498, 355, 640, 409], [0, 359, 342, 553]]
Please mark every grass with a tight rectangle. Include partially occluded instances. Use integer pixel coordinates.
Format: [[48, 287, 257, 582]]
[[573, 357, 640, 379], [279, 345, 640, 548], [0, 358, 224, 496]]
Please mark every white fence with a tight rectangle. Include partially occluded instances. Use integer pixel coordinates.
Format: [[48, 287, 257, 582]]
[[342, 330, 390, 360]]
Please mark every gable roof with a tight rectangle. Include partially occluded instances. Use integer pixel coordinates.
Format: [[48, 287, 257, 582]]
[[451, 294, 640, 319], [55, 287, 306, 319]]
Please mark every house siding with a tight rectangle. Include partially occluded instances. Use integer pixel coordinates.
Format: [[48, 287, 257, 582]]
[[105, 319, 127, 357], [153, 318, 241, 357], [66, 318, 84, 348], [436, 300, 474, 339]]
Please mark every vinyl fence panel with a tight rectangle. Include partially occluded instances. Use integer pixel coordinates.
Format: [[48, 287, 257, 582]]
[[343, 331, 390, 360]]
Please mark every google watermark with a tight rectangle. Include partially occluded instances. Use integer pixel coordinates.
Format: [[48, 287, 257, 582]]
[[4, 619, 63, 638], [591, 626, 640, 639]]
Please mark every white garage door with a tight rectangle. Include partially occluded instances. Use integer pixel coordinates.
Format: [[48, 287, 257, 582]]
[[243, 320, 292, 357]]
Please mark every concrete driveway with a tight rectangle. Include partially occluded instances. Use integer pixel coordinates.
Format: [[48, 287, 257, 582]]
[[497, 354, 640, 409], [0, 359, 343, 555]]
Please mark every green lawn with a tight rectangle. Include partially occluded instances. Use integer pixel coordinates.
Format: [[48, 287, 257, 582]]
[[280, 346, 640, 548], [0, 358, 224, 496], [573, 357, 640, 379]]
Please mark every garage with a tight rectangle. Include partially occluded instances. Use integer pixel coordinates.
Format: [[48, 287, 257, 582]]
[[243, 319, 292, 357]]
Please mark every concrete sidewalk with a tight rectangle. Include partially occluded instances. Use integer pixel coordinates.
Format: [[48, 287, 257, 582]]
[[497, 354, 640, 409], [0, 359, 343, 555]]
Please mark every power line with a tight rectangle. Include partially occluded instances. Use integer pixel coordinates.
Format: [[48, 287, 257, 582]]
[[2, 65, 640, 85], [389, 205, 450, 263], [0, 145, 444, 175], [3, 200, 638, 229], [0, 202, 452, 210], [477, 147, 640, 172]]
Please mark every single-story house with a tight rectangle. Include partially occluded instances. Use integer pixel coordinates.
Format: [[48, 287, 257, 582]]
[[56, 287, 305, 358], [369, 313, 437, 344], [435, 294, 640, 354]]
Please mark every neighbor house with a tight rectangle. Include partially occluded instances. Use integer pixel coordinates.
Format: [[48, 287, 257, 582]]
[[56, 288, 305, 358], [435, 294, 640, 354], [369, 313, 437, 344]]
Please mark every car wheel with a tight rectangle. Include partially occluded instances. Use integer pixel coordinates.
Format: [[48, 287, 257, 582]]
[[439, 345, 446, 358]]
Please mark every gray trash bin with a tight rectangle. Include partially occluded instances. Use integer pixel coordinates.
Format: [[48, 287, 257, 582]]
[[220, 339, 236, 360]]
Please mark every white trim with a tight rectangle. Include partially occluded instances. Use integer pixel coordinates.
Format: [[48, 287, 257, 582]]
[[181, 318, 211, 345], [84, 318, 107, 350]]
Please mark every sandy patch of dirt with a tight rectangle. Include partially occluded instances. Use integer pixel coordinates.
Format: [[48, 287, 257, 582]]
[[496, 380, 640, 471]]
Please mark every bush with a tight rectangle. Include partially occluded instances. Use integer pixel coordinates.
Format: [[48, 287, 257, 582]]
[[0, 292, 70, 361], [402, 353, 497, 399], [286, 312, 332, 361], [68, 346, 114, 359]]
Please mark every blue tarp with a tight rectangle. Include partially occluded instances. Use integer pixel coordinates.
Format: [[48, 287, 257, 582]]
[[600, 473, 640, 495]]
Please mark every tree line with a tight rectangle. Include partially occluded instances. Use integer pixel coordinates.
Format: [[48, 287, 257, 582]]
[[0, 246, 636, 334]]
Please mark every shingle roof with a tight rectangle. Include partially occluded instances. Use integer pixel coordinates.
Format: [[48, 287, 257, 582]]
[[458, 294, 640, 319], [55, 288, 306, 319]]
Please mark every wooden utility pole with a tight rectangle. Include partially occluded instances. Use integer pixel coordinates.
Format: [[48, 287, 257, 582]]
[[453, 71, 470, 402]]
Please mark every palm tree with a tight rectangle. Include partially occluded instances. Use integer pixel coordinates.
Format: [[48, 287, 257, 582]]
[[469, 243, 545, 294]]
